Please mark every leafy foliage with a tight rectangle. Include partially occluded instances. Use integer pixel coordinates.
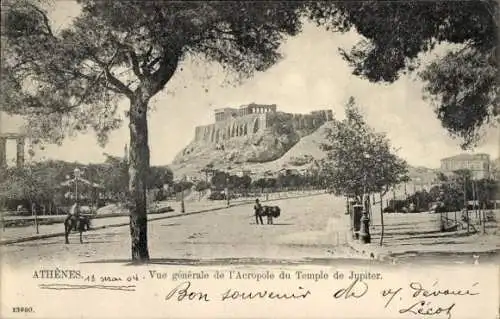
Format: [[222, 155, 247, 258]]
[[419, 48, 498, 147], [173, 180, 193, 193], [195, 180, 211, 193], [210, 170, 229, 190], [309, 1, 499, 148], [321, 97, 409, 199], [146, 166, 173, 190], [0, 165, 59, 204], [1, 1, 307, 146]]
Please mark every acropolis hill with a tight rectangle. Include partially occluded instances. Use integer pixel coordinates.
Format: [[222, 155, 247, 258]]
[[171, 103, 334, 175]]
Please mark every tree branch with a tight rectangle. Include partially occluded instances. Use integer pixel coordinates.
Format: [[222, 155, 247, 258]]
[[141, 46, 154, 69], [381, 185, 390, 197], [24, 3, 54, 38], [147, 49, 181, 96], [90, 52, 133, 98], [142, 56, 162, 76], [127, 50, 143, 80]]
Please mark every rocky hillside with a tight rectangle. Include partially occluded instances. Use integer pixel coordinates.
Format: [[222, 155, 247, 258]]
[[169, 119, 442, 183], [170, 121, 335, 179]]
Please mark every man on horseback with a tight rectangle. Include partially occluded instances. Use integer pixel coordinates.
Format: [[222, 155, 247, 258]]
[[66, 202, 80, 231], [254, 199, 263, 225], [64, 202, 92, 244]]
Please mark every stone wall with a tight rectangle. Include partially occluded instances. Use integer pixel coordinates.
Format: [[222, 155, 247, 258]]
[[193, 109, 333, 144], [265, 110, 333, 133], [194, 113, 267, 143]]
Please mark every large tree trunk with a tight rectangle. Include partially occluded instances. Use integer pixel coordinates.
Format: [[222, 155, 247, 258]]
[[128, 96, 151, 262]]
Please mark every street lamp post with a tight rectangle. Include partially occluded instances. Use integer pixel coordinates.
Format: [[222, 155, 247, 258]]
[[463, 174, 469, 234], [225, 167, 231, 207], [74, 168, 81, 205], [413, 178, 421, 211], [181, 175, 186, 213], [225, 176, 230, 207], [359, 153, 371, 244]]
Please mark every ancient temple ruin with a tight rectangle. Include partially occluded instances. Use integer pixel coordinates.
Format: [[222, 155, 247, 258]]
[[0, 112, 26, 168], [193, 103, 333, 144], [214, 103, 277, 122]]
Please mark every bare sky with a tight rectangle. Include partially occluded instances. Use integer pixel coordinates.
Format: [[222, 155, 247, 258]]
[[8, 1, 498, 169]]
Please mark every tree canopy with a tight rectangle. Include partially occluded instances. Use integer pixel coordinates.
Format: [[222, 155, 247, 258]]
[[321, 97, 409, 200], [309, 1, 498, 148], [1, 0, 305, 145], [3, 1, 497, 149]]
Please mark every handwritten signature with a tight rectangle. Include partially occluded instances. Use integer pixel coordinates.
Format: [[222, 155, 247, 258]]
[[381, 281, 480, 319]]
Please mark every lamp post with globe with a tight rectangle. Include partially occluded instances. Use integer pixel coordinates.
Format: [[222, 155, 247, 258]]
[[74, 168, 82, 205]]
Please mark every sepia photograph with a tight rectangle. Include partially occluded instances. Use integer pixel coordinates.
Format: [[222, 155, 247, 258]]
[[0, 1, 499, 318]]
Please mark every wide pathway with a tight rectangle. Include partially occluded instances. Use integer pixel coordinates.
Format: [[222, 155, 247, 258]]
[[1, 194, 356, 269]]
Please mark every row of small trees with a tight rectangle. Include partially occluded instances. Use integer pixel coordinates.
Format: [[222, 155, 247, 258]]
[[192, 168, 327, 199], [405, 173, 499, 212], [0, 156, 175, 212]]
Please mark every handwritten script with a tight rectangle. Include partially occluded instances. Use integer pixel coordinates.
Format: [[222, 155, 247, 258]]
[[161, 278, 479, 318], [381, 281, 480, 319], [32, 268, 482, 318]]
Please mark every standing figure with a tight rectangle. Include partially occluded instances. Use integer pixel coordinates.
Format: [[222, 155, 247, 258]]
[[66, 202, 80, 231], [254, 199, 263, 225], [266, 207, 273, 225]]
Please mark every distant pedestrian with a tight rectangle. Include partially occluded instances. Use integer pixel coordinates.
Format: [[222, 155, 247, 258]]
[[254, 199, 263, 225]]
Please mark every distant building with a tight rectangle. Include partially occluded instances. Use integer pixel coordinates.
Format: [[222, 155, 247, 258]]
[[440, 153, 491, 180]]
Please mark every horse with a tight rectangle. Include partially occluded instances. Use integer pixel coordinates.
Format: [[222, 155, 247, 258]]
[[64, 206, 95, 244], [64, 215, 91, 244], [255, 205, 281, 225]]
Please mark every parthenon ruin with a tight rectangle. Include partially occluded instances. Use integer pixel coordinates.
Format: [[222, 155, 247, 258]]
[[214, 103, 277, 122], [193, 103, 333, 144]]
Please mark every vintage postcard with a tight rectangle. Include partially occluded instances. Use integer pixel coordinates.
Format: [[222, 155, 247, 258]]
[[1, 1, 499, 318]]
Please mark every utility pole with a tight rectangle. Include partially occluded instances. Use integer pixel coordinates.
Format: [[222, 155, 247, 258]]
[[180, 175, 186, 213], [225, 175, 230, 207], [464, 175, 469, 234], [379, 192, 384, 246], [1, 196, 5, 232]]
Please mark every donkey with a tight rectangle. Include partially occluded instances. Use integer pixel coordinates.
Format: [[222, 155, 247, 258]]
[[255, 205, 281, 225]]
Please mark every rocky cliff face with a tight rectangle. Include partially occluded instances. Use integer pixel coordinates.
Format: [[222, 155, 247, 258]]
[[171, 110, 333, 173]]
